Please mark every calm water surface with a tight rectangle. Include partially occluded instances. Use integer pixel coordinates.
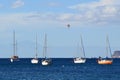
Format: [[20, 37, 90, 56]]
[[0, 58, 120, 80]]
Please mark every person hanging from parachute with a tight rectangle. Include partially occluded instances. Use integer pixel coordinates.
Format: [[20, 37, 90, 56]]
[[67, 24, 70, 29]]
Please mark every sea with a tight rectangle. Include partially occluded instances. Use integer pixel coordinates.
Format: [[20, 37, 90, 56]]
[[0, 58, 120, 80]]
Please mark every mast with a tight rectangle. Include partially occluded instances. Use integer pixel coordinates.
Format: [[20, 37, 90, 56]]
[[35, 34, 38, 58], [80, 35, 86, 58], [76, 43, 79, 58], [43, 34, 47, 59], [16, 40, 17, 56], [13, 31, 16, 56], [106, 35, 112, 58]]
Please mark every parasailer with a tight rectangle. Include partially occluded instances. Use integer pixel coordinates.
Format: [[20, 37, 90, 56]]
[[67, 24, 70, 28]]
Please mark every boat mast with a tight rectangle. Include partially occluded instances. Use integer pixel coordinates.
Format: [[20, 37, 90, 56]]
[[13, 31, 16, 56], [76, 43, 79, 58], [80, 35, 86, 58], [106, 36, 112, 58], [16, 40, 17, 56], [43, 34, 47, 59], [35, 34, 38, 58]]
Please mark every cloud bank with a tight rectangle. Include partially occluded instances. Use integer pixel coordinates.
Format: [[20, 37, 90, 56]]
[[0, 0, 120, 30], [69, 0, 120, 25], [48, 2, 60, 7], [12, 0, 24, 8]]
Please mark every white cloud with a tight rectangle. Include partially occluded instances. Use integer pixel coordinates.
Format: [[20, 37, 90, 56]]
[[0, 12, 62, 30], [1, 0, 120, 30], [12, 0, 24, 8], [48, 2, 60, 7], [0, 10, 119, 31], [0, 0, 119, 30], [69, 0, 120, 25], [56, 13, 74, 21]]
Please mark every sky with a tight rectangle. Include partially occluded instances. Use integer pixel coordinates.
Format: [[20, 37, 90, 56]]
[[0, 0, 120, 58]]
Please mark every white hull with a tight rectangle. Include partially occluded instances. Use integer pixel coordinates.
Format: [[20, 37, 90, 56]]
[[42, 61, 49, 65], [74, 58, 86, 63], [10, 58, 19, 62], [10, 58, 13, 62], [41, 59, 51, 66], [31, 59, 39, 64]]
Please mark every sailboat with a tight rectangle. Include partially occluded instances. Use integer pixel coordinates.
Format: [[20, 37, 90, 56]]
[[74, 36, 86, 63], [41, 34, 52, 66], [10, 31, 19, 62], [98, 36, 113, 65], [31, 34, 39, 64]]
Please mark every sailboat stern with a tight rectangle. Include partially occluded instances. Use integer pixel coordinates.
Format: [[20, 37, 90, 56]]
[[10, 56, 19, 62], [31, 58, 39, 64], [98, 59, 112, 64], [41, 59, 52, 66], [74, 58, 86, 63]]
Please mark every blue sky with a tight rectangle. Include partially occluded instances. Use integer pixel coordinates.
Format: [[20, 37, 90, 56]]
[[0, 0, 120, 58]]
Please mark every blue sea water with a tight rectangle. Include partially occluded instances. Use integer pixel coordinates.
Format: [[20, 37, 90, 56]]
[[0, 58, 120, 80]]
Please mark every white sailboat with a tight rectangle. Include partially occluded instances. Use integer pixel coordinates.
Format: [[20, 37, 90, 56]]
[[74, 36, 86, 63], [41, 34, 52, 66], [98, 36, 113, 65], [31, 34, 39, 64], [10, 31, 19, 62]]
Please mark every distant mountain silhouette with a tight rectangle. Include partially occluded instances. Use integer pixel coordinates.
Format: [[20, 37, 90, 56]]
[[112, 51, 120, 58]]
